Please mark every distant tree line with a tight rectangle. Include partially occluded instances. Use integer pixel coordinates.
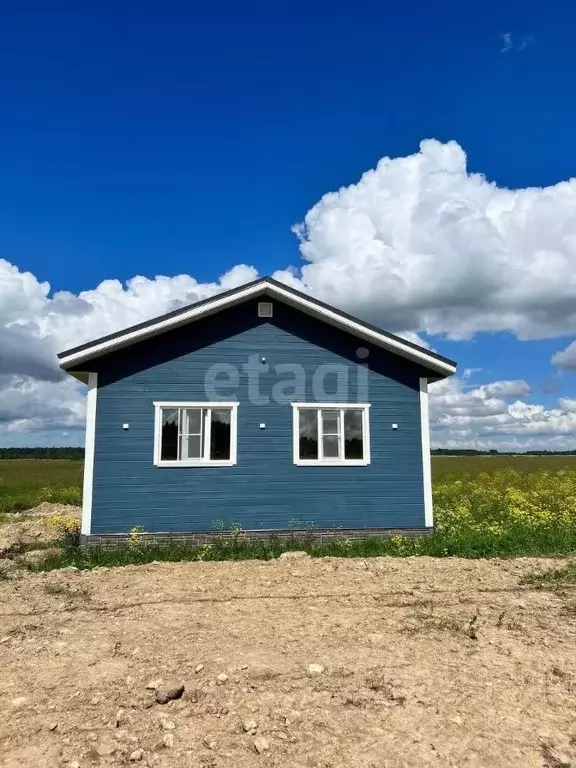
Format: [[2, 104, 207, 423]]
[[0, 447, 85, 460], [432, 448, 576, 456]]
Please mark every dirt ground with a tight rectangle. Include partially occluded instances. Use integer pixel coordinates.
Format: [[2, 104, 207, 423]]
[[1, 554, 576, 768], [0, 503, 81, 565]]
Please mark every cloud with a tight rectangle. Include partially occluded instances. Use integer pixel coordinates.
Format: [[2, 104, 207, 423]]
[[0, 260, 258, 443], [500, 32, 533, 53], [1, 325, 64, 382], [462, 368, 482, 381], [0, 259, 258, 379], [480, 380, 531, 398], [558, 398, 576, 413], [430, 376, 576, 451], [552, 341, 576, 370], [0, 375, 86, 431], [279, 139, 576, 342], [500, 33, 513, 53]]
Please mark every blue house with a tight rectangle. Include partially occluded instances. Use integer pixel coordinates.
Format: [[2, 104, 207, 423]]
[[58, 277, 456, 543]]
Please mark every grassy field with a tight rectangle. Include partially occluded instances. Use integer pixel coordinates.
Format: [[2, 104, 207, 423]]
[[0, 459, 82, 514], [2, 454, 576, 488], [3, 456, 576, 564], [433, 454, 576, 475]]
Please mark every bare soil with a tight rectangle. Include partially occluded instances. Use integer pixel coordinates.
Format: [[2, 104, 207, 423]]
[[0, 503, 81, 562], [1, 555, 575, 768]]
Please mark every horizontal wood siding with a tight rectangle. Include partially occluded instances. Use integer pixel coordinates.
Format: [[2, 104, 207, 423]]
[[90, 298, 427, 534]]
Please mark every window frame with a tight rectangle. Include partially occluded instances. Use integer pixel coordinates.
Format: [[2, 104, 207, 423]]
[[291, 403, 371, 467], [153, 401, 239, 467]]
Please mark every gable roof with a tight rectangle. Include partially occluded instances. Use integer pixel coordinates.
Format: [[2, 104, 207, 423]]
[[58, 276, 456, 379]]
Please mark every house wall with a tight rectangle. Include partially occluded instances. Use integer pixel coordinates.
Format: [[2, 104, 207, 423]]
[[88, 298, 429, 534]]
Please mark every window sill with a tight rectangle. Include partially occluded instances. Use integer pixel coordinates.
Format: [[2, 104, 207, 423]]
[[154, 460, 236, 468], [294, 459, 370, 467]]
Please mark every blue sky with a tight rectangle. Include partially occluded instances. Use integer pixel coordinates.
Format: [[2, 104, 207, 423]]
[[2, 0, 576, 449]]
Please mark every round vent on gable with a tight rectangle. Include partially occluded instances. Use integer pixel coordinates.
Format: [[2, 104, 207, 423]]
[[258, 301, 273, 318]]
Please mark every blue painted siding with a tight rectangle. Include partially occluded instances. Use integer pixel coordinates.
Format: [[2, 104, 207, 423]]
[[90, 298, 428, 534]]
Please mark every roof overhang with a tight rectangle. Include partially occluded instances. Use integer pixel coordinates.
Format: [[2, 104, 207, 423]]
[[58, 278, 457, 380]]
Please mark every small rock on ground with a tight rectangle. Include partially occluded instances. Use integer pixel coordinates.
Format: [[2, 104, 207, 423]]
[[307, 663, 325, 677], [129, 748, 144, 761], [96, 738, 116, 756], [217, 673, 228, 684], [155, 682, 185, 704], [243, 719, 258, 732], [278, 551, 309, 560], [254, 737, 270, 754]]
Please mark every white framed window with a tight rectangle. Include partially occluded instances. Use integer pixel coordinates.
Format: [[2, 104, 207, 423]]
[[292, 403, 371, 466], [153, 402, 238, 467]]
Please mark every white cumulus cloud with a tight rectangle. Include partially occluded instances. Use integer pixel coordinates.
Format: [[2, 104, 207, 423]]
[[430, 376, 576, 451], [0, 260, 258, 444], [552, 341, 576, 370], [278, 139, 576, 342]]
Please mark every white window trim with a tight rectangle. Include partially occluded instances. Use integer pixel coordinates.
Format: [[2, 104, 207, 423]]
[[291, 403, 371, 466], [153, 402, 238, 467]]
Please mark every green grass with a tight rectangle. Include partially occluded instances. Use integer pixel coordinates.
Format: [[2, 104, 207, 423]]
[[432, 454, 576, 476], [27, 523, 576, 573], [0, 459, 83, 487], [0, 460, 83, 513], [2, 455, 576, 515], [520, 562, 576, 589]]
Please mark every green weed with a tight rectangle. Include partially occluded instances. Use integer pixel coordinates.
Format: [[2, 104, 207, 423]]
[[520, 562, 576, 589]]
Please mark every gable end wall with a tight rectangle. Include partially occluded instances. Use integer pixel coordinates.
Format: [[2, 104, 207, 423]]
[[89, 298, 428, 534]]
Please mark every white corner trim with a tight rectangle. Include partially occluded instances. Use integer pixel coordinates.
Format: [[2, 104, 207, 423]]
[[81, 372, 98, 536], [419, 377, 433, 528], [153, 402, 238, 467], [59, 279, 456, 376], [292, 402, 371, 466]]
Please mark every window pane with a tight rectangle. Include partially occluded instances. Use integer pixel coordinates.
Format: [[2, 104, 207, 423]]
[[321, 409, 340, 435], [160, 409, 178, 460], [180, 434, 202, 460], [210, 409, 231, 460], [344, 409, 364, 460], [184, 408, 202, 434], [299, 409, 318, 459], [322, 434, 339, 458]]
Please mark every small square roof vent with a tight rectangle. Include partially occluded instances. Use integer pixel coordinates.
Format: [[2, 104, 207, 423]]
[[258, 301, 273, 318]]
